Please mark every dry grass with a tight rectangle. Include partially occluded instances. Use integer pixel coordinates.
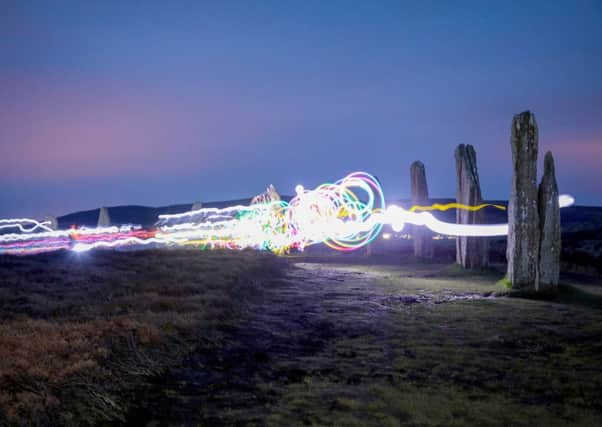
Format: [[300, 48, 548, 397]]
[[3, 250, 600, 425], [0, 249, 283, 426]]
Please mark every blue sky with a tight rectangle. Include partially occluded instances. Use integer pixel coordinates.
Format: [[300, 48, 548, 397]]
[[1, 0, 601, 217]]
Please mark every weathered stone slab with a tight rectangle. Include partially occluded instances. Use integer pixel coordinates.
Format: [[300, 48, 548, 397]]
[[45, 215, 58, 230], [410, 161, 433, 259], [506, 111, 540, 289], [538, 151, 561, 288], [455, 144, 488, 269], [97, 206, 111, 227], [251, 184, 281, 205]]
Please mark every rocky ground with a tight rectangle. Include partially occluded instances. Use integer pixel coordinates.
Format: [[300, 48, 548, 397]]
[[1, 251, 601, 426]]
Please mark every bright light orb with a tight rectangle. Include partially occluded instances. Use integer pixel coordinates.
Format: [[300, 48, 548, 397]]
[[559, 194, 575, 208]]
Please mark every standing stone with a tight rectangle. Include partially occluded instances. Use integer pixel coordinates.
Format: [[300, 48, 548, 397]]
[[410, 161, 434, 259], [97, 207, 111, 227], [507, 111, 540, 289], [455, 144, 488, 268], [538, 151, 561, 288], [44, 215, 58, 230], [251, 184, 281, 204]]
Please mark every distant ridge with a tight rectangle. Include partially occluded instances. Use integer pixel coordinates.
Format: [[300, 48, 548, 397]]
[[57, 197, 602, 234], [57, 197, 291, 229]]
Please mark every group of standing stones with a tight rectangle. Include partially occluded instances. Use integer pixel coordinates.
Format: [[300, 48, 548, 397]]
[[409, 110, 560, 291], [507, 111, 561, 290], [61, 111, 561, 293]]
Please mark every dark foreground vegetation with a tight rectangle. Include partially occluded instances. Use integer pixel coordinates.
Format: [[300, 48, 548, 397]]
[[1, 251, 601, 426], [0, 249, 284, 425]]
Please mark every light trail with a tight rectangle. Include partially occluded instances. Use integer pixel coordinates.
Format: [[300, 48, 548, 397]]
[[0, 171, 575, 255], [409, 202, 507, 212], [0, 218, 53, 233]]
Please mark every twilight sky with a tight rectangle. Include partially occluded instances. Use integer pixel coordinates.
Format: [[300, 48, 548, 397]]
[[1, 0, 601, 217]]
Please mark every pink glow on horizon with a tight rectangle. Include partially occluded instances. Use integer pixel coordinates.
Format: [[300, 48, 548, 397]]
[[0, 76, 290, 181], [548, 137, 602, 165]]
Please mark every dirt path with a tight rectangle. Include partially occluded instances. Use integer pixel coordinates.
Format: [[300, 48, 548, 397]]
[[128, 263, 399, 425], [127, 262, 602, 426]]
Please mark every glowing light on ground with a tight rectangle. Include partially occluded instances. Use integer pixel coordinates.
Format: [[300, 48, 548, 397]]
[[0, 172, 575, 255]]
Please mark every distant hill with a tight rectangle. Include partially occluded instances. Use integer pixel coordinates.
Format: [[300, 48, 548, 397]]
[[57, 197, 602, 234], [57, 197, 290, 229]]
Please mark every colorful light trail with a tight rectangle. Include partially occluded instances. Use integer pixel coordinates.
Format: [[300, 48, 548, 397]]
[[0, 172, 575, 256]]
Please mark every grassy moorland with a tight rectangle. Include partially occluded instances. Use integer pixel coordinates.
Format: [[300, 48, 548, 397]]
[[254, 260, 602, 427], [0, 249, 284, 425], [130, 255, 602, 426], [1, 251, 601, 426]]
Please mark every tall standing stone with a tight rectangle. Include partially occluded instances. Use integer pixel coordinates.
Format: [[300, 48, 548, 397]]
[[410, 161, 433, 259], [507, 111, 540, 289], [97, 207, 111, 227], [538, 151, 561, 288], [455, 144, 488, 269]]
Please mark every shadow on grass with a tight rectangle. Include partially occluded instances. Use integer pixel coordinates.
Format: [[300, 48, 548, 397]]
[[435, 262, 505, 278], [509, 283, 602, 309]]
